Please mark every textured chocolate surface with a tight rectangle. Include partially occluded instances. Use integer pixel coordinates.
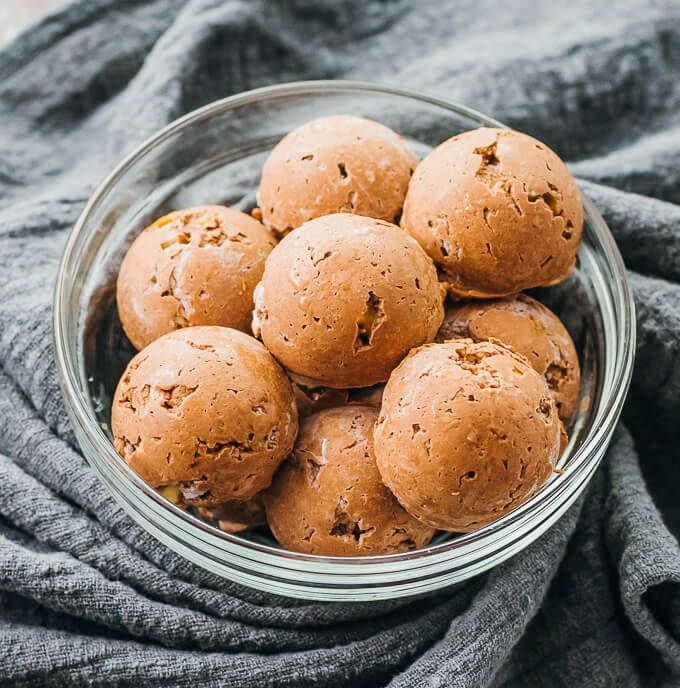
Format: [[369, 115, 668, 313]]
[[375, 339, 561, 531], [117, 205, 275, 350], [111, 326, 298, 505], [265, 406, 435, 555], [258, 115, 418, 234], [438, 294, 580, 422], [402, 128, 583, 297], [253, 213, 444, 388]]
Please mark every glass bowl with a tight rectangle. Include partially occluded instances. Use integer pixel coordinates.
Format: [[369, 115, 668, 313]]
[[53, 81, 635, 601]]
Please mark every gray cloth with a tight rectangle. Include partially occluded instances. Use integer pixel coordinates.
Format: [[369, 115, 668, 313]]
[[0, 0, 679, 685]]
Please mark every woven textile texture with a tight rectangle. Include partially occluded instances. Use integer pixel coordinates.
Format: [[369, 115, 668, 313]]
[[0, 1, 679, 686]]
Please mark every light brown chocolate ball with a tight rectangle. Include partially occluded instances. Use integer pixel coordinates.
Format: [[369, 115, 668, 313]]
[[252, 213, 445, 388], [402, 128, 583, 298], [197, 495, 266, 534], [117, 205, 275, 350], [374, 339, 561, 532], [264, 406, 435, 556], [258, 115, 418, 234], [111, 326, 298, 506], [437, 294, 580, 422]]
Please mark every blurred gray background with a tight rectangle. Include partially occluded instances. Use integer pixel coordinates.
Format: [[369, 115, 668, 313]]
[[0, 0, 65, 46]]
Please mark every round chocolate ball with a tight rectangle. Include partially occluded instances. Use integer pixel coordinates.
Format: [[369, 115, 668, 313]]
[[258, 115, 418, 234], [264, 406, 435, 556], [374, 339, 561, 532], [117, 205, 275, 350], [111, 326, 298, 506], [402, 128, 583, 298], [252, 213, 445, 388]]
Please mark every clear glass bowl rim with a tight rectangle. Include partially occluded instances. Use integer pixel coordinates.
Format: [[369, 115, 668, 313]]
[[52, 80, 636, 579]]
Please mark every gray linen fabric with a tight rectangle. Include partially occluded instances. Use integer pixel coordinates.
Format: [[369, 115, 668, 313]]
[[1, 1, 679, 685]]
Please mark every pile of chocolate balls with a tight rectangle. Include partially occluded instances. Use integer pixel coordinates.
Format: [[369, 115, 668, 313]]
[[112, 116, 581, 556]]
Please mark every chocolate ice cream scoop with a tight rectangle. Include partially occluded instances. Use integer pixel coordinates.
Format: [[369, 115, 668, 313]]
[[437, 294, 580, 422], [258, 115, 418, 234], [117, 205, 275, 350], [402, 128, 583, 298], [252, 213, 445, 388], [264, 406, 435, 556], [197, 495, 266, 534], [374, 339, 561, 532], [111, 326, 298, 506]]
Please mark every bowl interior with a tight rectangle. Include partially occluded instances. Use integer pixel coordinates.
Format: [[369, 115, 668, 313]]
[[71, 85, 604, 553]]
